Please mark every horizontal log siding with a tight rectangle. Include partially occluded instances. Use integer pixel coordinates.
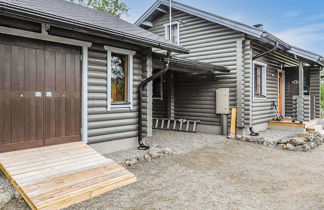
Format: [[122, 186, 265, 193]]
[[87, 46, 145, 144], [251, 41, 280, 125], [149, 10, 245, 126], [243, 40, 252, 126], [152, 75, 168, 118], [309, 70, 320, 118]]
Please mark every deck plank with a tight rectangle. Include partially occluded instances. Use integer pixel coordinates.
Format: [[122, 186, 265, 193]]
[[0, 142, 137, 210]]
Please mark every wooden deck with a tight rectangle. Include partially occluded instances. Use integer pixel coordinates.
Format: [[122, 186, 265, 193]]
[[0, 142, 137, 210]]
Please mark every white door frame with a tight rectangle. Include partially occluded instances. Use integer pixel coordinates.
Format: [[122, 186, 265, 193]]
[[277, 69, 285, 117]]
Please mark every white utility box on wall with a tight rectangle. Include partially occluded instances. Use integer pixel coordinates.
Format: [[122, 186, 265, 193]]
[[216, 88, 230, 114]]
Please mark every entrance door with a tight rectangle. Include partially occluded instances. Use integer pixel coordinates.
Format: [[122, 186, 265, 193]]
[[0, 35, 81, 152], [278, 72, 284, 116]]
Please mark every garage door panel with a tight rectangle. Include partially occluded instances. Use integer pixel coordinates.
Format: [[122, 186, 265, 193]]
[[36, 49, 45, 91], [45, 51, 56, 91], [36, 98, 44, 141], [11, 46, 25, 91], [55, 98, 66, 137], [56, 52, 66, 91], [65, 53, 76, 92], [11, 98, 25, 143], [0, 44, 12, 91], [45, 98, 56, 139], [0, 99, 12, 143], [24, 98, 37, 142], [24, 48, 37, 91]]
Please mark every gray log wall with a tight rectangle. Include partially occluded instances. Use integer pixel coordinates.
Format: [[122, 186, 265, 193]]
[[149, 9, 245, 128], [87, 45, 148, 144]]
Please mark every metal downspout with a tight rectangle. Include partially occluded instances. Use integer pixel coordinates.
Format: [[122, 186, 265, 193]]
[[249, 41, 279, 136], [137, 52, 171, 150], [252, 41, 279, 61]]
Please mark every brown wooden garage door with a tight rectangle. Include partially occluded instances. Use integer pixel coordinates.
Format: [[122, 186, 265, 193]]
[[0, 35, 81, 152]]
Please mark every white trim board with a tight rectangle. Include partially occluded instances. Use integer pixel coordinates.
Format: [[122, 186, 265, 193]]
[[104, 46, 136, 111], [277, 70, 286, 117], [82, 47, 89, 143], [164, 21, 180, 45], [252, 61, 267, 101], [0, 26, 92, 47]]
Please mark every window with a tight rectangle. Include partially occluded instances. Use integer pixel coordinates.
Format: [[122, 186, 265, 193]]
[[253, 61, 267, 99], [153, 69, 163, 100], [105, 46, 136, 111], [164, 22, 180, 45]]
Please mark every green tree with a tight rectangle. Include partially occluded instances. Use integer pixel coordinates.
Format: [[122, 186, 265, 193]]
[[70, 0, 128, 17]]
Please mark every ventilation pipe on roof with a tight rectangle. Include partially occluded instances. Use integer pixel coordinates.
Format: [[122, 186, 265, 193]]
[[137, 52, 171, 150]]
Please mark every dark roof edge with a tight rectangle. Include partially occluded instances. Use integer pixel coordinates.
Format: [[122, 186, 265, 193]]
[[135, 0, 263, 37], [0, 2, 189, 54], [136, 0, 324, 66], [153, 52, 229, 72]]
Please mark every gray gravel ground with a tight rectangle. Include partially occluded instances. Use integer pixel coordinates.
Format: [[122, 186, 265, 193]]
[[104, 130, 225, 162], [3, 130, 324, 210]]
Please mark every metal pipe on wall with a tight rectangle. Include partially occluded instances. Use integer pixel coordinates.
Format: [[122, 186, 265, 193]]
[[137, 52, 171, 150]]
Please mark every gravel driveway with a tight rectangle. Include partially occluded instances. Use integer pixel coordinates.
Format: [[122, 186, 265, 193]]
[[3, 131, 324, 210]]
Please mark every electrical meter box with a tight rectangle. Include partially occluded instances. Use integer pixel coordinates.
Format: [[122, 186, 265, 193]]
[[216, 88, 230, 114]]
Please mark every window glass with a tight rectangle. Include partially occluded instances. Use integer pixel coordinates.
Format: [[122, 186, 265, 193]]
[[166, 23, 179, 44], [254, 64, 265, 97], [111, 53, 128, 103]]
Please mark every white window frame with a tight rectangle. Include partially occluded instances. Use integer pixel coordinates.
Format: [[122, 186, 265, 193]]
[[164, 21, 180, 45], [252, 61, 267, 100], [104, 46, 136, 111]]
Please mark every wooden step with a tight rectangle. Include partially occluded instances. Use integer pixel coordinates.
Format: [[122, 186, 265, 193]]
[[0, 142, 136, 210]]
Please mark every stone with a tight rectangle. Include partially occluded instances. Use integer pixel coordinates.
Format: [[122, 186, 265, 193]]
[[163, 148, 174, 155], [309, 142, 316, 149], [278, 144, 287, 150], [143, 153, 152, 162], [302, 135, 312, 142], [149, 152, 160, 159], [302, 144, 311, 152], [256, 138, 265, 144], [138, 155, 145, 162], [14, 191, 22, 200], [278, 138, 289, 144], [286, 143, 297, 151], [125, 158, 138, 167], [288, 138, 304, 146], [296, 145, 303, 151], [0, 191, 13, 205]]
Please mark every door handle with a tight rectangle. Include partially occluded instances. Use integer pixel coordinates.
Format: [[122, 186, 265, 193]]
[[35, 92, 42, 98], [45, 92, 52, 97]]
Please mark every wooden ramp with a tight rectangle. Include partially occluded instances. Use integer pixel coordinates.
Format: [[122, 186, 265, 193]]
[[0, 142, 137, 210]]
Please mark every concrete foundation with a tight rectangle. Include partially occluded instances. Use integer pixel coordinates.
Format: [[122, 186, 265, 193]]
[[90, 137, 138, 154], [268, 124, 305, 133]]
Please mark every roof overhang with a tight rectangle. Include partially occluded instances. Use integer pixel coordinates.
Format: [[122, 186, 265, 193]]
[[136, 0, 324, 66], [0, 1, 189, 54], [135, 0, 263, 37], [153, 53, 229, 75]]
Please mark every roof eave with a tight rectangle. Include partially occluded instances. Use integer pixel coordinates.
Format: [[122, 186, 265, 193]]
[[135, 0, 263, 38], [0, 1, 189, 54]]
